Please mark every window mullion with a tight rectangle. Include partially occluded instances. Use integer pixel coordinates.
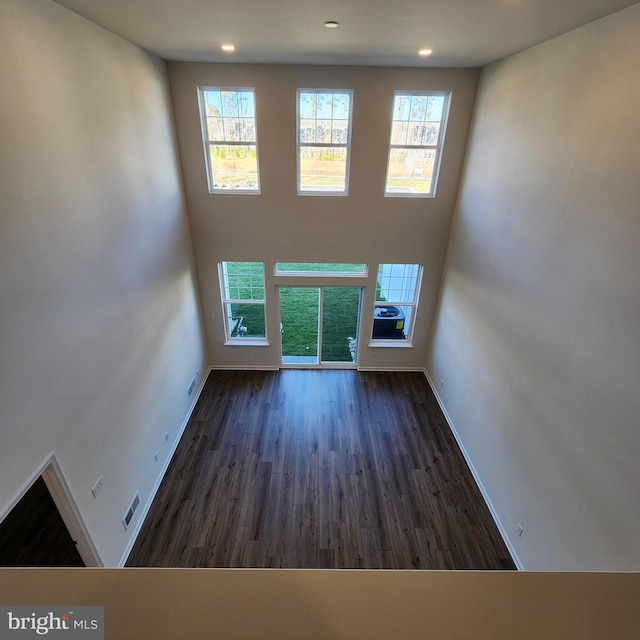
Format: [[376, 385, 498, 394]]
[[208, 140, 254, 147], [389, 144, 438, 151], [301, 142, 347, 149], [225, 299, 265, 305]]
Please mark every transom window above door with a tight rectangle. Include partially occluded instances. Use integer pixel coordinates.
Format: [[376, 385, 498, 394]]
[[275, 263, 367, 276]]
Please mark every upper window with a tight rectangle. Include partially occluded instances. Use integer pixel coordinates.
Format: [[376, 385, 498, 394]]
[[198, 88, 260, 193], [372, 264, 422, 344], [385, 92, 450, 198], [275, 263, 367, 276], [219, 262, 267, 343], [297, 89, 353, 195]]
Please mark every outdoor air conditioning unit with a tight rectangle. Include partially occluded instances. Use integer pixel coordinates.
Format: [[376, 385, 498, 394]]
[[373, 305, 405, 339]]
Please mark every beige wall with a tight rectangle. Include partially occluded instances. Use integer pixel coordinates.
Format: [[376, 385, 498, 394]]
[[0, 0, 206, 566], [167, 63, 479, 369], [428, 4, 640, 570], [1, 568, 639, 638]]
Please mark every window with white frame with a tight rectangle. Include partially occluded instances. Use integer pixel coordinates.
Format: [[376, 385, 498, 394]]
[[219, 262, 266, 342], [385, 92, 450, 197], [297, 89, 353, 195], [371, 264, 422, 343], [198, 88, 260, 193], [275, 263, 367, 276]]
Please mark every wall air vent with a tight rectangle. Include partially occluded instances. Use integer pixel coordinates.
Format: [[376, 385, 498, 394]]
[[122, 492, 140, 531]]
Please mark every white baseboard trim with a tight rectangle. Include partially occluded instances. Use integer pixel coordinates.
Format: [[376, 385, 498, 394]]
[[210, 365, 280, 371], [211, 365, 424, 373], [422, 368, 524, 571], [357, 366, 425, 372], [118, 366, 213, 567]]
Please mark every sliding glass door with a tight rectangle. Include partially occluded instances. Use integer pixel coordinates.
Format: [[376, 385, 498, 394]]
[[320, 287, 360, 364], [279, 286, 362, 367], [280, 287, 320, 364]]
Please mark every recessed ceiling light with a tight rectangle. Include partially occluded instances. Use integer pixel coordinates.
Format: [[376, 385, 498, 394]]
[[221, 44, 235, 52], [419, 48, 433, 56], [324, 21, 339, 28]]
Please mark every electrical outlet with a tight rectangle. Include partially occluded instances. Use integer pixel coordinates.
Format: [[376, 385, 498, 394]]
[[91, 476, 104, 498]]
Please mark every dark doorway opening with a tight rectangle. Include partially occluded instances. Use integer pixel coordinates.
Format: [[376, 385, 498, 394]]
[[0, 476, 84, 567]]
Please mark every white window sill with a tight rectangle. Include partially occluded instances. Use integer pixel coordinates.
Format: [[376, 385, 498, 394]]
[[368, 340, 413, 348], [224, 339, 270, 347], [210, 189, 261, 195], [384, 192, 435, 198], [297, 191, 349, 197]]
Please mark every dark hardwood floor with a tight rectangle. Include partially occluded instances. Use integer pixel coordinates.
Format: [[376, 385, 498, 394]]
[[127, 370, 515, 570]]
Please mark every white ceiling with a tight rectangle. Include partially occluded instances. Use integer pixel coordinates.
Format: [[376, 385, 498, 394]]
[[53, 0, 637, 67]]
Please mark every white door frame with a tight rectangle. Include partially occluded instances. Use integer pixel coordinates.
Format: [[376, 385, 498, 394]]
[[42, 456, 103, 566], [1, 454, 102, 566], [277, 285, 362, 368]]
